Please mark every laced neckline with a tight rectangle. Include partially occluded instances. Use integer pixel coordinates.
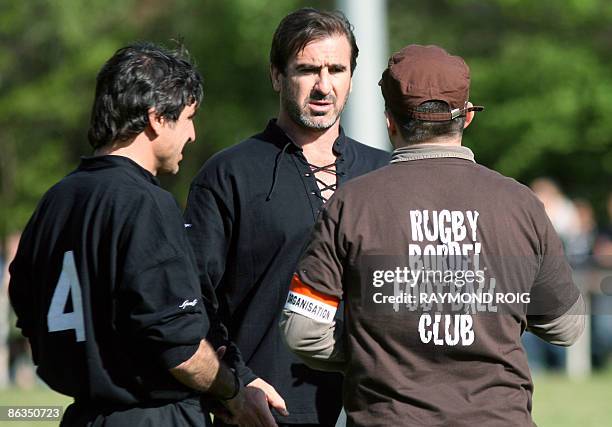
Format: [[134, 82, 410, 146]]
[[306, 160, 340, 203]]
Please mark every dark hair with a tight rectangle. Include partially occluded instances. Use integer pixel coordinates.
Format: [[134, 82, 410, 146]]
[[270, 8, 358, 74], [88, 41, 203, 149], [391, 101, 466, 144]]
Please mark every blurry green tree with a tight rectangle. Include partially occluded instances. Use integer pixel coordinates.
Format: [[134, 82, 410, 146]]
[[0, 0, 145, 240], [1, 0, 611, 244], [389, 0, 612, 217], [0, 0, 308, 242]]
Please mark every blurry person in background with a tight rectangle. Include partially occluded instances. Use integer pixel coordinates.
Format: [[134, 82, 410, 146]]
[[567, 198, 597, 267], [524, 178, 582, 371], [531, 178, 581, 251], [2, 233, 34, 389], [3, 233, 36, 389], [0, 235, 11, 389], [592, 192, 612, 369], [594, 192, 612, 268]]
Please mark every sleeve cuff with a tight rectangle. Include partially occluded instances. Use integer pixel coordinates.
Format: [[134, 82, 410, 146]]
[[159, 343, 201, 370]]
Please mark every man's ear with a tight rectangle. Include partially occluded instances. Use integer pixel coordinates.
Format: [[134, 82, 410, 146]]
[[148, 108, 165, 136], [464, 102, 475, 129], [385, 110, 406, 149], [385, 110, 397, 135], [270, 65, 282, 92]]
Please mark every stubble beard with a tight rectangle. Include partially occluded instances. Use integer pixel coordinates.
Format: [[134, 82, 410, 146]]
[[159, 159, 180, 175], [158, 144, 184, 175], [282, 88, 347, 131]]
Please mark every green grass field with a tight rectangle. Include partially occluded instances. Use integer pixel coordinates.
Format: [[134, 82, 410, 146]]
[[531, 367, 612, 427], [0, 385, 70, 427], [0, 368, 610, 426]]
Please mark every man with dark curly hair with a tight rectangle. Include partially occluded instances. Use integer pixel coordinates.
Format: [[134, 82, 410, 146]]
[[9, 42, 276, 427]]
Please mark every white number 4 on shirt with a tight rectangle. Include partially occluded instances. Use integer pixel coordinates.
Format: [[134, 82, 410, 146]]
[[47, 251, 86, 342]]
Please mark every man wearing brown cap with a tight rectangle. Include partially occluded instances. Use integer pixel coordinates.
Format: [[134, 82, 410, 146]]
[[280, 44, 585, 426]]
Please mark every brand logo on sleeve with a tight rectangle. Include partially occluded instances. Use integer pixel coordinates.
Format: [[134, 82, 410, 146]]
[[179, 299, 198, 309], [284, 275, 339, 324], [184, 224, 193, 228]]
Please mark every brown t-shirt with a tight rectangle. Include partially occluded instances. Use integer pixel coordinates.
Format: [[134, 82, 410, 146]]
[[296, 156, 580, 427]]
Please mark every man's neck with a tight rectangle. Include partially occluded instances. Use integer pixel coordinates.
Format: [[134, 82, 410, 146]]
[[276, 113, 340, 164], [94, 135, 157, 175], [393, 134, 463, 149]]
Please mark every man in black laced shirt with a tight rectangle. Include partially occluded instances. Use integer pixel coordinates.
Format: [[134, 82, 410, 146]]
[[184, 8, 389, 427]]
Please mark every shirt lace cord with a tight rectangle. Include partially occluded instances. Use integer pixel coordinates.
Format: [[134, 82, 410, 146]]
[[307, 161, 343, 203]]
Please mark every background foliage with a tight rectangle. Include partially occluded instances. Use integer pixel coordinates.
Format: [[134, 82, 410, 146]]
[[1, 0, 611, 242]]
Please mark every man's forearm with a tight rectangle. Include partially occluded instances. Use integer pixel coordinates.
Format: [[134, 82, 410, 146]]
[[527, 294, 586, 346], [169, 339, 239, 398]]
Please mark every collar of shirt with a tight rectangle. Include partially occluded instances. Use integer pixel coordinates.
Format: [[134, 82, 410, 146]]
[[390, 144, 475, 163], [261, 119, 348, 206], [262, 119, 348, 156], [78, 155, 160, 186]]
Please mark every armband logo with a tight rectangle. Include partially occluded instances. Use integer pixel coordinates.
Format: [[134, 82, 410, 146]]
[[284, 274, 339, 324]]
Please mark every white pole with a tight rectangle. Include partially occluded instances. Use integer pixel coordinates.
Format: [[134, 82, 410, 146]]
[[337, 0, 390, 151], [334, 3, 389, 426]]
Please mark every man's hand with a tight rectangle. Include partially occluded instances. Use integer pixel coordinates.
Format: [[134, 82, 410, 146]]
[[214, 385, 285, 427], [211, 344, 287, 426], [246, 378, 288, 417]]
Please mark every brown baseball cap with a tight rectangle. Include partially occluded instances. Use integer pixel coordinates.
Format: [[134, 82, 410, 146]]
[[380, 44, 484, 121]]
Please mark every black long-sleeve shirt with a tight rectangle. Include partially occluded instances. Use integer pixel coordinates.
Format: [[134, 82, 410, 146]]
[[185, 120, 389, 424], [9, 155, 207, 405]]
